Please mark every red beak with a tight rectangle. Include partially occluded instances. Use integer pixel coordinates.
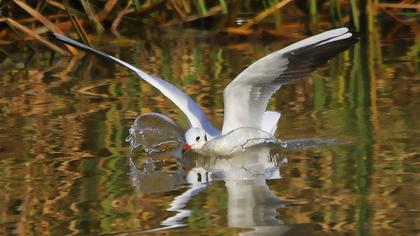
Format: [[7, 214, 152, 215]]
[[183, 144, 191, 152]]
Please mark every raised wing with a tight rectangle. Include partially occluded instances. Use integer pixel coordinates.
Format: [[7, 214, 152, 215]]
[[222, 27, 358, 134], [49, 33, 220, 137]]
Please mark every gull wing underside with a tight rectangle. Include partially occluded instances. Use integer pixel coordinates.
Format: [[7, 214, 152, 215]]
[[222, 27, 358, 134], [49, 33, 220, 137]]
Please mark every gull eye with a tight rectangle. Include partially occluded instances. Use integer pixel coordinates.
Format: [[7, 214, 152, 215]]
[[196, 136, 200, 141]]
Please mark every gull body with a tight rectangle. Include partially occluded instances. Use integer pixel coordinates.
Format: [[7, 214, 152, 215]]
[[50, 28, 358, 154]]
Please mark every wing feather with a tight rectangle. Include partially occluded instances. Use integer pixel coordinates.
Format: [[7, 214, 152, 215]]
[[222, 27, 358, 134], [49, 32, 220, 137]]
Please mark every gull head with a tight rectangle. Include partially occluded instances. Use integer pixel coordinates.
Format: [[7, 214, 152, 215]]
[[184, 127, 207, 151]]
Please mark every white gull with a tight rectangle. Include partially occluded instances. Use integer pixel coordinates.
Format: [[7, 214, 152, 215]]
[[49, 27, 358, 155]]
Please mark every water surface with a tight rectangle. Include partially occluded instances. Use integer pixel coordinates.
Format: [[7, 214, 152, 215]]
[[0, 25, 418, 235]]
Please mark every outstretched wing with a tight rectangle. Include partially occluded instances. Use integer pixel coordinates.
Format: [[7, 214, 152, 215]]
[[49, 33, 220, 137], [222, 27, 358, 134]]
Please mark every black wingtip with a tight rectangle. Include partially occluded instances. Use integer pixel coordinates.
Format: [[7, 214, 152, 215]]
[[346, 26, 361, 39], [46, 31, 54, 38]]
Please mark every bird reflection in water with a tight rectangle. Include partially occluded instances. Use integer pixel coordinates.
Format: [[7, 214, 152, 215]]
[[126, 113, 327, 235], [186, 146, 291, 235]]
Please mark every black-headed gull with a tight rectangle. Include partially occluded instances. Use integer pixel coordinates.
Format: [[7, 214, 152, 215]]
[[49, 27, 358, 154]]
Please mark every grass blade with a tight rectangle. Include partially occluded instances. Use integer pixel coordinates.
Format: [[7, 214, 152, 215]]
[[239, 0, 293, 30], [111, 0, 133, 36], [219, 0, 227, 14], [309, 0, 317, 16], [351, 0, 360, 30], [80, 0, 104, 33], [4, 17, 68, 55], [0, 14, 36, 52], [97, 0, 119, 21], [195, 0, 208, 16], [64, 1, 92, 46], [13, 0, 77, 55]]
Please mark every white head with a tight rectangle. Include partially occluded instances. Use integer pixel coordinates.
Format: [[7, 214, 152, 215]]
[[184, 127, 208, 151]]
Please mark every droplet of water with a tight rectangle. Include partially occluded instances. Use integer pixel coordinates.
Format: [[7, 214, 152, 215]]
[[236, 18, 246, 26], [280, 141, 288, 148], [281, 157, 288, 165]]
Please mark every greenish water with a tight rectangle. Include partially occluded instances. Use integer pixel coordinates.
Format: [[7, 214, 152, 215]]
[[0, 26, 418, 235]]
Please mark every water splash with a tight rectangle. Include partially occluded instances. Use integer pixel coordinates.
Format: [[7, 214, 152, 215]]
[[125, 113, 185, 154], [226, 137, 278, 155], [201, 127, 287, 156], [282, 138, 350, 150], [125, 113, 186, 194]]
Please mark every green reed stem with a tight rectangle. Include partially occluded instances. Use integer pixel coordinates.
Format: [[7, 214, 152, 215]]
[[219, 0, 227, 13], [309, 0, 317, 16], [80, 0, 104, 33], [196, 0, 207, 16], [351, 0, 360, 30]]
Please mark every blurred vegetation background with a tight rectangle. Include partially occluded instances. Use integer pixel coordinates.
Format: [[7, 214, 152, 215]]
[[0, 1, 418, 235], [0, 0, 418, 56]]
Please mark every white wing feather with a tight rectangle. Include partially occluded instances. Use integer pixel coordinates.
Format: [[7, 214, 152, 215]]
[[50, 33, 220, 137], [261, 111, 281, 134], [222, 27, 358, 134]]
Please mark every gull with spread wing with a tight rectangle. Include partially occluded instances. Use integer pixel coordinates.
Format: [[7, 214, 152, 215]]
[[49, 27, 358, 155]]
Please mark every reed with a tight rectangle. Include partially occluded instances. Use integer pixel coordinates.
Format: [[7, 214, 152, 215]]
[[0, 0, 417, 53]]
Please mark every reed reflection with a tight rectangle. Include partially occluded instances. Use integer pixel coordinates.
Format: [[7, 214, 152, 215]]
[[1, 19, 417, 235]]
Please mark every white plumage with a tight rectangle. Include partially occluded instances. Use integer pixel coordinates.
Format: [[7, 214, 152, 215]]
[[50, 27, 358, 155]]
